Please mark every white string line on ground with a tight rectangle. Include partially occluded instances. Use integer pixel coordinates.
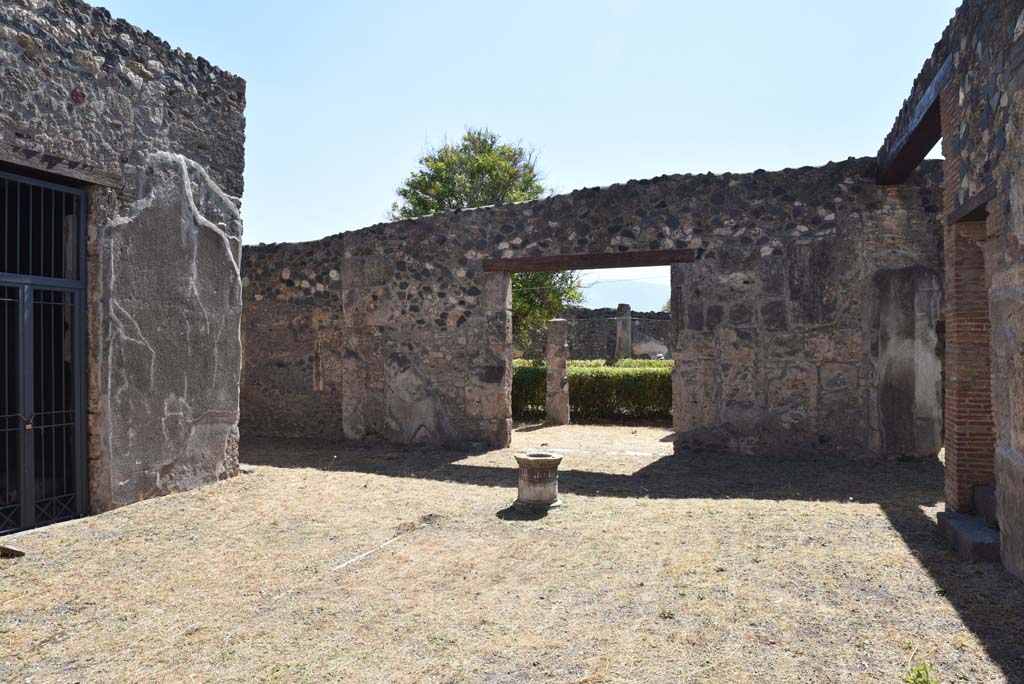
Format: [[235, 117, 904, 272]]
[[331, 533, 408, 571], [331, 518, 437, 572]]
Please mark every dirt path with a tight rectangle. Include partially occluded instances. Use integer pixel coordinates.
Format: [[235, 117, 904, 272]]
[[1, 425, 1022, 683]]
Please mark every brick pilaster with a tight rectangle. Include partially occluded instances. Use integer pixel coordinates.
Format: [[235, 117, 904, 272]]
[[941, 85, 996, 512]]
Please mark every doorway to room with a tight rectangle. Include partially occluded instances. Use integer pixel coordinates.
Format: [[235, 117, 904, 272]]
[[0, 170, 88, 533]]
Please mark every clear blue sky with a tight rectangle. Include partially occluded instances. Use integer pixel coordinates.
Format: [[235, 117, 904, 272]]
[[98, 0, 959, 309]]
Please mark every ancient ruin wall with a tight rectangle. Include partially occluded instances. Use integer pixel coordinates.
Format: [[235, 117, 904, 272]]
[[671, 219, 943, 456], [882, 0, 1024, 579], [242, 157, 943, 458], [1, 0, 247, 510], [518, 307, 672, 361]]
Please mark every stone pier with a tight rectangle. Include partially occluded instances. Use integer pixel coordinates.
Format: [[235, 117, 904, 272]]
[[545, 319, 570, 425], [615, 303, 632, 360]]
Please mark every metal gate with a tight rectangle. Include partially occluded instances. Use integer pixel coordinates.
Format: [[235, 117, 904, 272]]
[[0, 171, 87, 534]]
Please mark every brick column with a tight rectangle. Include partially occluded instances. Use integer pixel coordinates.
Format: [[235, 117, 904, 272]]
[[944, 222, 996, 512], [615, 303, 632, 360], [545, 319, 569, 425]]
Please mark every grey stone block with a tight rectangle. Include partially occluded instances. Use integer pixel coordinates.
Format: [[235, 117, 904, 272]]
[[937, 511, 1001, 563], [973, 484, 999, 530]]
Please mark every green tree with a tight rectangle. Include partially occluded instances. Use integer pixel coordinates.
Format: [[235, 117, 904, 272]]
[[512, 270, 583, 347], [391, 127, 583, 347]]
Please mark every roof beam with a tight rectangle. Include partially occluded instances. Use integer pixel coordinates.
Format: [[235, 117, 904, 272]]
[[877, 54, 952, 186], [483, 248, 699, 273]]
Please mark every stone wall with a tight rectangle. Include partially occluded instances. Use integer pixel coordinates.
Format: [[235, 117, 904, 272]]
[[670, 167, 944, 456], [518, 306, 672, 360], [1, 0, 246, 511], [242, 157, 943, 459], [880, 0, 1024, 579]]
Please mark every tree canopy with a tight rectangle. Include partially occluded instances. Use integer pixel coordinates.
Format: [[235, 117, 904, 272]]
[[390, 128, 545, 220], [391, 127, 583, 347]]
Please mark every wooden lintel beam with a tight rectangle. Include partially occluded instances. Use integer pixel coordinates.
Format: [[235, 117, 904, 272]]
[[947, 185, 997, 226], [0, 140, 124, 190], [483, 248, 699, 273], [877, 54, 952, 186]]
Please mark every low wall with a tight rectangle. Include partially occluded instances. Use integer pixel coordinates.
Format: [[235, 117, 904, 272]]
[[518, 307, 672, 360]]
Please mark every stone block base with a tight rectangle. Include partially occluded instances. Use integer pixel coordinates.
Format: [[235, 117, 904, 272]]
[[937, 511, 1001, 563]]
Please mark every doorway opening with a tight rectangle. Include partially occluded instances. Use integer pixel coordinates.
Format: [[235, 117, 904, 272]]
[[486, 249, 695, 431], [0, 171, 88, 534]]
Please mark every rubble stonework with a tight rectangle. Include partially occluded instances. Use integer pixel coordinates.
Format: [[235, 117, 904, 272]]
[[0, 0, 246, 510], [671, 242, 943, 456], [242, 157, 943, 457], [518, 306, 673, 361], [880, 0, 1024, 580], [0, 0, 245, 197]]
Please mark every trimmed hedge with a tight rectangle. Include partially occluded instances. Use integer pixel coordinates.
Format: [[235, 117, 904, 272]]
[[511, 363, 673, 421], [609, 359, 674, 368], [511, 366, 546, 418], [569, 366, 673, 420], [514, 358, 674, 369]]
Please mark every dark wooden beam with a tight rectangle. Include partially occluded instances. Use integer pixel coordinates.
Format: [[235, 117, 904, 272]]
[[483, 248, 699, 273], [877, 54, 952, 186], [0, 140, 124, 190], [947, 185, 996, 225]]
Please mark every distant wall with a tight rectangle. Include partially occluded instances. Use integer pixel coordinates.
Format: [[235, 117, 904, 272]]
[[518, 307, 672, 360]]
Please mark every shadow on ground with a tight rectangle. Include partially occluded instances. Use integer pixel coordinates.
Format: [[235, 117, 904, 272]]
[[241, 434, 939, 504], [494, 504, 552, 521], [241, 433, 1024, 683]]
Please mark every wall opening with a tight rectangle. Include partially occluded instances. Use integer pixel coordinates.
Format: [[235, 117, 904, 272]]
[[509, 266, 676, 428], [484, 251, 693, 434], [944, 220, 995, 512], [0, 171, 88, 533]]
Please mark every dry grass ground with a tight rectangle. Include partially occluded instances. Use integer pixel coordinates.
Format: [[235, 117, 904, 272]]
[[2, 424, 1024, 683]]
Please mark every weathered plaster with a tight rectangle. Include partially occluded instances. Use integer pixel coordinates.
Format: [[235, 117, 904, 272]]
[[97, 154, 242, 506], [1, 0, 246, 512]]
